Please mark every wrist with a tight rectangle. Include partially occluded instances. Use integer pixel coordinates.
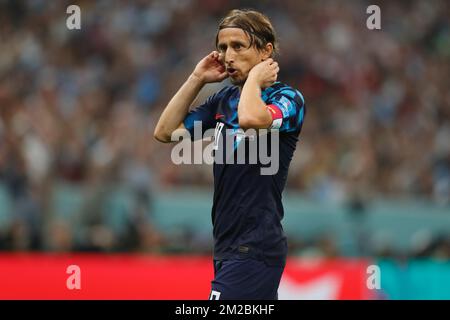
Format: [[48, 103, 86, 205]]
[[245, 74, 262, 90], [189, 73, 206, 87], [246, 73, 262, 88]]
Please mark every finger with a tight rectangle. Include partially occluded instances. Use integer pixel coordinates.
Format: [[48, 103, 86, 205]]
[[209, 51, 218, 60], [216, 54, 225, 66], [217, 52, 225, 63]]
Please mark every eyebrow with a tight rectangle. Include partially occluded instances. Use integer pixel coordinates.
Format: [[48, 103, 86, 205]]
[[217, 40, 248, 49]]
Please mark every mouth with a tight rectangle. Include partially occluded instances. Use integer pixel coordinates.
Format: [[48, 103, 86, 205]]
[[227, 67, 238, 77]]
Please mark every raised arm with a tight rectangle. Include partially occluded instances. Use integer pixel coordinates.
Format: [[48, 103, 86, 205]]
[[238, 58, 279, 130], [154, 51, 228, 143]]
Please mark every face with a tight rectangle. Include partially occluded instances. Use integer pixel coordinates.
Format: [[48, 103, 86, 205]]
[[217, 28, 270, 86]]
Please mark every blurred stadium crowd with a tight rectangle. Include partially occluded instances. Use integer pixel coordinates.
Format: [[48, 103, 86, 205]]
[[0, 0, 449, 257]]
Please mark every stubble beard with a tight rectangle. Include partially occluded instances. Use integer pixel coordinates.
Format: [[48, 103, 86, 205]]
[[230, 74, 247, 87]]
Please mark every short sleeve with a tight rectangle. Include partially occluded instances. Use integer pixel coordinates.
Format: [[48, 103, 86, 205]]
[[266, 89, 306, 133]]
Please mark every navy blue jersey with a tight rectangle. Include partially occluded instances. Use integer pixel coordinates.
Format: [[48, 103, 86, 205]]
[[184, 82, 305, 266]]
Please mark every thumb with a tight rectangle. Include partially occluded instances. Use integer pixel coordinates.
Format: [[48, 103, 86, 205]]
[[218, 71, 228, 81]]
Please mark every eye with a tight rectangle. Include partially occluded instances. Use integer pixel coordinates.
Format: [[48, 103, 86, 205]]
[[218, 45, 227, 53], [233, 43, 242, 50]]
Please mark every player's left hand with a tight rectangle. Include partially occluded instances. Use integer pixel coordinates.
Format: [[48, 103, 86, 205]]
[[247, 58, 279, 89]]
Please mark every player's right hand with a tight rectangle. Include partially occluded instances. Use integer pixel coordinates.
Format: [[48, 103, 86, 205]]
[[191, 51, 228, 84]]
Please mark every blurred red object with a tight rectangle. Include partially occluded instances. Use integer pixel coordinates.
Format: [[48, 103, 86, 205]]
[[0, 254, 371, 299]]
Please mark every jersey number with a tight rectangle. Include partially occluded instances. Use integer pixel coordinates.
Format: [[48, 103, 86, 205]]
[[213, 122, 224, 150]]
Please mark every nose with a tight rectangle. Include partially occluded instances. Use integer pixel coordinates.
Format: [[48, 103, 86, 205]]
[[224, 48, 235, 65]]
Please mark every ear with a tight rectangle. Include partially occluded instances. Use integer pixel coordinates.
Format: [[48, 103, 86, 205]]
[[261, 43, 274, 60]]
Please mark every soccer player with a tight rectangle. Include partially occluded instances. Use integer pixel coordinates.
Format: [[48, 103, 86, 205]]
[[154, 9, 306, 300]]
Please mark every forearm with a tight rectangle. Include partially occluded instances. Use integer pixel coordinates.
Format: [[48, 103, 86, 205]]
[[238, 76, 272, 130], [154, 74, 204, 142]]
